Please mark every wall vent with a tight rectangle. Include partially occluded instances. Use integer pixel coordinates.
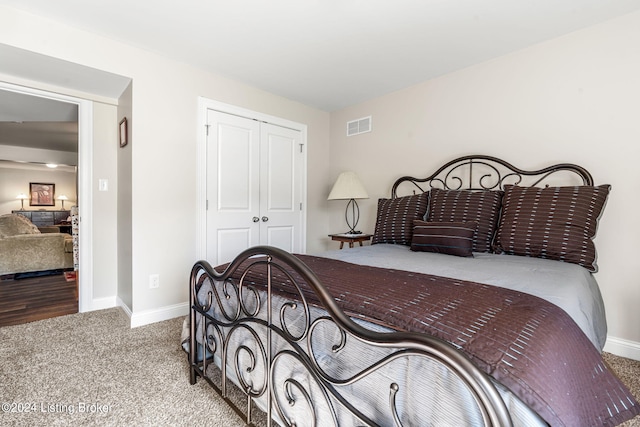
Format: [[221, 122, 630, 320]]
[[346, 116, 372, 136]]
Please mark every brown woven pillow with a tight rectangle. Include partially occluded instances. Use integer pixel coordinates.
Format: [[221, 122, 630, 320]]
[[427, 188, 503, 253], [372, 193, 429, 245], [410, 220, 478, 257], [494, 184, 611, 272]]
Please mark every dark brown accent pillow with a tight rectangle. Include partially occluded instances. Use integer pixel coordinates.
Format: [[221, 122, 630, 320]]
[[372, 192, 429, 245], [427, 188, 503, 253], [494, 184, 611, 272], [410, 220, 478, 257]]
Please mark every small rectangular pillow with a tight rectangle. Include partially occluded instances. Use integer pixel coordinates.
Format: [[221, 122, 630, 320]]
[[372, 192, 429, 245], [410, 220, 478, 257], [427, 188, 503, 253], [494, 184, 611, 272]]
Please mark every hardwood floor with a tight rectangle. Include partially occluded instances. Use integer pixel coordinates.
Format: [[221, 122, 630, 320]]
[[0, 271, 78, 327]]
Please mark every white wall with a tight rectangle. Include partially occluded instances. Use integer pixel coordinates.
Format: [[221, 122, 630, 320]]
[[0, 5, 331, 323], [329, 11, 640, 358]]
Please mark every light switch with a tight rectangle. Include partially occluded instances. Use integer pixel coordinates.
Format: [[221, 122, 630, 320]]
[[99, 179, 109, 191]]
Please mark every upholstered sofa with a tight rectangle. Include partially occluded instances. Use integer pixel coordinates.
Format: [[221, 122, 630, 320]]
[[0, 213, 73, 276]]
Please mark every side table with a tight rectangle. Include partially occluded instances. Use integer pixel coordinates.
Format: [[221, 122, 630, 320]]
[[328, 233, 372, 249]]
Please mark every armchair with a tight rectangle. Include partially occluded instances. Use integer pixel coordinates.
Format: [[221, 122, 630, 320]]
[[0, 214, 73, 276]]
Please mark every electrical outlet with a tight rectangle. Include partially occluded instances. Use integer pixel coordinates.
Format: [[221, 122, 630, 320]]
[[149, 274, 160, 289]]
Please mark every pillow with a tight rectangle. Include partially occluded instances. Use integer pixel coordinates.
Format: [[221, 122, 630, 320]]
[[427, 188, 503, 253], [0, 213, 41, 238], [372, 192, 429, 245], [494, 184, 611, 272], [410, 220, 477, 257]]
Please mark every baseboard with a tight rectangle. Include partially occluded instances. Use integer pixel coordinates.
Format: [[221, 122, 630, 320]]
[[90, 296, 117, 311], [604, 336, 640, 361], [116, 296, 132, 318], [129, 302, 189, 328]]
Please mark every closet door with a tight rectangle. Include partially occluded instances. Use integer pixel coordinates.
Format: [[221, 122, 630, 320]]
[[206, 109, 304, 265], [206, 110, 260, 265], [259, 123, 303, 253]]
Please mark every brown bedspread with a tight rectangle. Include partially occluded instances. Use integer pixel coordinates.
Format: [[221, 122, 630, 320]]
[[225, 254, 640, 426]]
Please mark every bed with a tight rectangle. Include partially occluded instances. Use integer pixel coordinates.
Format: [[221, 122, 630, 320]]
[[186, 155, 640, 426]]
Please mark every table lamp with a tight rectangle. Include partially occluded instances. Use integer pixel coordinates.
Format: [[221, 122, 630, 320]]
[[16, 193, 28, 210], [57, 195, 69, 209], [328, 171, 369, 234]]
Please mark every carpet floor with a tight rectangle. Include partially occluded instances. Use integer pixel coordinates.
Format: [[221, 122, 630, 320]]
[[0, 307, 639, 426], [0, 308, 246, 426]]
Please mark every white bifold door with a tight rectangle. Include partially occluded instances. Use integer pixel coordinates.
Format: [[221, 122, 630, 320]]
[[206, 109, 304, 265]]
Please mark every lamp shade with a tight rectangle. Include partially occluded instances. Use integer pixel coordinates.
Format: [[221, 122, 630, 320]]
[[327, 171, 369, 200]]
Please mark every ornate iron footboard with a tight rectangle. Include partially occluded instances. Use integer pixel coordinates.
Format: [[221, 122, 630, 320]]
[[189, 245, 512, 426]]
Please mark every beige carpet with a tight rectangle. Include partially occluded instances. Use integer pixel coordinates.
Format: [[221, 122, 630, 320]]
[[604, 352, 640, 427], [0, 308, 246, 426], [0, 307, 639, 426]]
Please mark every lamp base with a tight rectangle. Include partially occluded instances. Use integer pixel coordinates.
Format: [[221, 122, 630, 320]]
[[344, 199, 362, 235]]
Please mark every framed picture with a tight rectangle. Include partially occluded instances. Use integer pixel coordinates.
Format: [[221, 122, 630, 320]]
[[119, 117, 128, 148], [29, 182, 55, 206]]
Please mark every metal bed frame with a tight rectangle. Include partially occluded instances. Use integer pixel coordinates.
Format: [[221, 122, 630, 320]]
[[391, 154, 592, 197], [188, 155, 593, 427]]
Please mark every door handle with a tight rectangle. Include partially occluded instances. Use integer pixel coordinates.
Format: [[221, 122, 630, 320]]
[[252, 217, 259, 223], [261, 216, 269, 222]]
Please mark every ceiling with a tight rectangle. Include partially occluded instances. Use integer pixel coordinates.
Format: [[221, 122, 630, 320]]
[[2, 0, 640, 113], [0, 89, 78, 154], [0, 0, 640, 111]]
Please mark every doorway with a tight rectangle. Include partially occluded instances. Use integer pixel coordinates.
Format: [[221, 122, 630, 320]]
[[0, 82, 93, 314]]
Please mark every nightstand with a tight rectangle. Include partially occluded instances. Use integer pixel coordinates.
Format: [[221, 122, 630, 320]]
[[328, 233, 372, 249]]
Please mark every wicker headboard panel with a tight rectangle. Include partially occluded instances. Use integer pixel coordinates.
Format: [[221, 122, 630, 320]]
[[391, 155, 593, 198]]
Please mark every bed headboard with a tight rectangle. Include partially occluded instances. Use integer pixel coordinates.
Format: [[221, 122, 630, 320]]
[[391, 155, 593, 197]]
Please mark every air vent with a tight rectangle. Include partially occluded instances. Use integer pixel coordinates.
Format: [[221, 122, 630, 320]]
[[346, 116, 372, 136]]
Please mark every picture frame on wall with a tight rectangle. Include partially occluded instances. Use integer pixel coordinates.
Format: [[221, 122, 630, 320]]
[[119, 117, 128, 148], [29, 182, 55, 206]]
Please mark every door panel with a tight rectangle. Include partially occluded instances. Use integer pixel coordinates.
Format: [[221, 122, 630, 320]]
[[265, 133, 294, 211], [265, 226, 295, 253], [207, 110, 260, 264], [217, 125, 253, 210], [217, 228, 253, 266], [260, 123, 302, 253]]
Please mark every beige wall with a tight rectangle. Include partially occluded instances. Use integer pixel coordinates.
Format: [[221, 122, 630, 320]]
[[329, 10, 640, 357], [0, 6, 331, 321], [0, 165, 76, 214], [117, 83, 133, 311], [4, 4, 637, 357], [91, 101, 118, 301]]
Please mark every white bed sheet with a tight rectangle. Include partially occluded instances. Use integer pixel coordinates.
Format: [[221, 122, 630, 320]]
[[315, 244, 607, 350]]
